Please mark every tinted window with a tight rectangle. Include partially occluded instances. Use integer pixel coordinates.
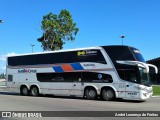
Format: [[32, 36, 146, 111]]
[[8, 52, 66, 66], [102, 46, 146, 63], [66, 50, 106, 64], [116, 64, 140, 83], [82, 72, 113, 83], [37, 72, 112, 83], [8, 75, 13, 82], [37, 73, 59, 82], [102, 46, 135, 64], [8, 50, 106, 66], [130, 47, 145, 62]]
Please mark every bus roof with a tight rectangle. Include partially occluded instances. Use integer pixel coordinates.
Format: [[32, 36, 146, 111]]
[[7, 45, 134, 58], [7, 46, 102, 58]]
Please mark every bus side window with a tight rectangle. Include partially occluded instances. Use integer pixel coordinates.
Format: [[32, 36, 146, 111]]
[[103, 74, 113, 83], [52, 77, 64, 81], [72, 72, 82, 82], [97, 50, 107, 64], [8, 75, 13, 82], [57, 73, 72, 82], [126, 71, 137, 83]]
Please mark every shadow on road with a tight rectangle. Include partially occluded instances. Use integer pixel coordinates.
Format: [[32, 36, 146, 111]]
[[0, 91, 19, 95], [0, 91, 145, 103]]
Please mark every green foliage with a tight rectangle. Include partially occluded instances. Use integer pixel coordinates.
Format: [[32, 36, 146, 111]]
[[0, 73, 5, 79], [153, 86, 160, 96], [37, 9, 79, 51]]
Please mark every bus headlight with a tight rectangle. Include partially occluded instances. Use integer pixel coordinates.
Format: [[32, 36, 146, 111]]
[[143, 93, 147, 97]]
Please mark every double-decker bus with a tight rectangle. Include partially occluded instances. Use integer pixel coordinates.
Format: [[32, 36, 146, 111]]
[[6, 45, 157, 101]]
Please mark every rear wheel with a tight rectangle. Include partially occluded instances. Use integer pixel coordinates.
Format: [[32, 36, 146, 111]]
[[30, 86, 39, 96], [20, 86, 29, 96], [102, 89, 115, 101], [85, 88, 97, 100]]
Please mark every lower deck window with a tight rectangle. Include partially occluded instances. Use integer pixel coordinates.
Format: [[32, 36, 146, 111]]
[[37, 72, 113, 83]]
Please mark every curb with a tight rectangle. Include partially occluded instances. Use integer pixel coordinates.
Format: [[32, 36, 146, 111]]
[[152, 96, 160, 98]]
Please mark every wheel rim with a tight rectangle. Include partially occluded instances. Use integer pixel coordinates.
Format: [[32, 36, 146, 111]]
[[103, 89, 114, 100], [22, 87, 28, 95], [31, 87, 38, 95], [89, 89, 96, 98], [106, 90, 114, 99]]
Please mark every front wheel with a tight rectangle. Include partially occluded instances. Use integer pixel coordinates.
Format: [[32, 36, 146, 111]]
[[30, 86, 39, 96], [102, 89, 115, 101], [85, 88, 97, 100]]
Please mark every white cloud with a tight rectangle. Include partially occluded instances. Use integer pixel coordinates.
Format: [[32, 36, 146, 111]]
[[7, 52, 17, 56], [0, 52, 16, 61], [0, 52, 17, 73], [0, 55, 6, 61]]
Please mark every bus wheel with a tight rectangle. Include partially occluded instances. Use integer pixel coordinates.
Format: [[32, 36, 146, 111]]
[[30, 86, 39, 96], [102, 89, 115, 101], [85, 88, 97, 100], [20, 86, 29, 96]]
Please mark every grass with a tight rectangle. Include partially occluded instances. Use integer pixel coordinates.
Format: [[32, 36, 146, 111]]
[[153, 86, 160, 96]]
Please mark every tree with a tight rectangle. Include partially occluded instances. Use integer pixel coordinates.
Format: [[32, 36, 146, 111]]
[[37, 9, 79, 51]]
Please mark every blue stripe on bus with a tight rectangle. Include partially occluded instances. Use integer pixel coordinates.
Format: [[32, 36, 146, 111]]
[[71, 63, 84, 70], [53, 66, 64, 72]]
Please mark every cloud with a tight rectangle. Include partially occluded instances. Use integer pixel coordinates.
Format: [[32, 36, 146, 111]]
[[0, 55, 6, 61], [0, 52, 16, 61], [0, 61, 6, 73], [7, 52, 17, 56], [0, 52, 17, 73]]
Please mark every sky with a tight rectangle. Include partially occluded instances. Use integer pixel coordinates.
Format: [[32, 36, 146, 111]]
[[0, 0, 160, 73]]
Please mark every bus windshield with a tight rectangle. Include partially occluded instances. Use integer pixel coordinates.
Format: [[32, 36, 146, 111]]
[[130, 47, 146, 63], [139, 67, 151, 86]]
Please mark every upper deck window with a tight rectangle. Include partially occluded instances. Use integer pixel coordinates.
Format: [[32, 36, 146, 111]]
[[8, 49, 106, 66]]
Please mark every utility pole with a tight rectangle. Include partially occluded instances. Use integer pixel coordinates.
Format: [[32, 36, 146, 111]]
[[31, 44, 35, 53], [120, 35, 125, 45]]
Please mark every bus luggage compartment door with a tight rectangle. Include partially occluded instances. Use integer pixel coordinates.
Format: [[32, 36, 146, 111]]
[[72, 82, 83, 96]]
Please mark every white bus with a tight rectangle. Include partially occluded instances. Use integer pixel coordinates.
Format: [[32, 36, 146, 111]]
[[6, 45, 157, 101]]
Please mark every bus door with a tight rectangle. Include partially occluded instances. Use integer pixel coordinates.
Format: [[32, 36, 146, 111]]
[[72, 81, 84, 96], [72, 73, 83, 96], [125, 71, 139, 99], [51, 77, 62, 95]]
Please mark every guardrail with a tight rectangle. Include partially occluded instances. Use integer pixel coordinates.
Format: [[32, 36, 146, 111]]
[[0, 79, 7, 91], [0, 81, 6, 86]]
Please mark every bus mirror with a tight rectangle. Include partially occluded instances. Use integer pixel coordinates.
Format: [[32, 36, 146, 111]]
[[147, 64, 158, 74]]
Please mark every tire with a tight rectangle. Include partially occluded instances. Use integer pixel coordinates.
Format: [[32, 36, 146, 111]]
[[20, 86, 29, 96], [30, 86, 39, 96], [85, 88, 97, 100], [102, 89, 115, 101]]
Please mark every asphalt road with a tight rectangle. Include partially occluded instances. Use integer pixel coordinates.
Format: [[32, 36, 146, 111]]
[[0, 91, 160, 120]]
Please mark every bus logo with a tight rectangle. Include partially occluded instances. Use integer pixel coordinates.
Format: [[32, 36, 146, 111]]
[[18, 69, 37, 73], [77, 51, 86, 56], [77, 50, 97, 56], [133, 50, 140, 54]]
